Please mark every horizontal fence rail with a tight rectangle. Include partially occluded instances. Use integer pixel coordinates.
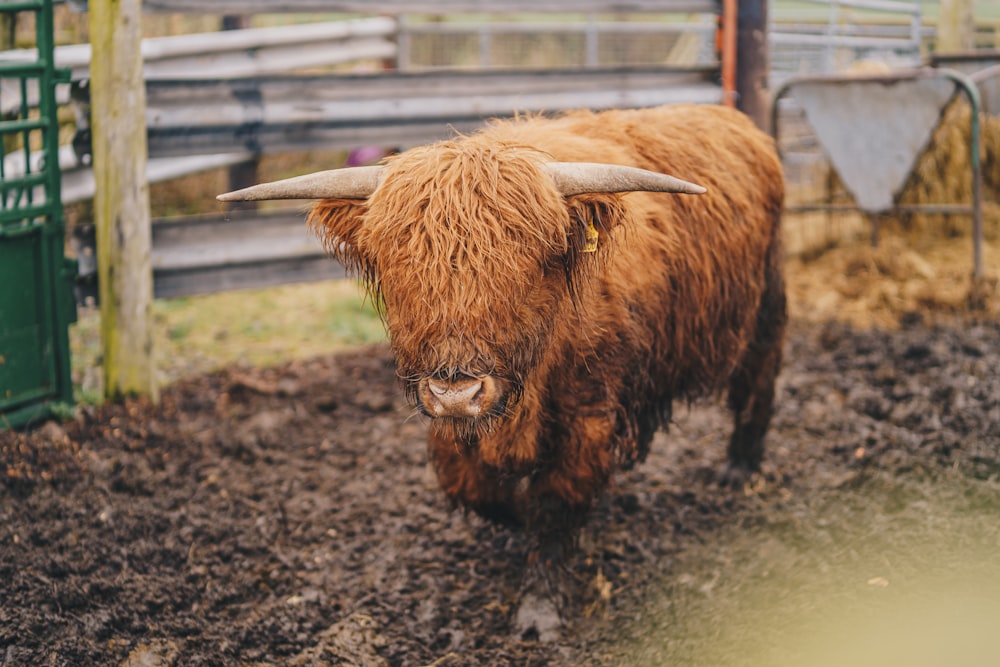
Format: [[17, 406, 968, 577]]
[[3, 142, 255, 205], [66, 0, 719, 14], [131, 66, 722, 159], [73, 210, 346, 301], [0, 18, 397, 113]]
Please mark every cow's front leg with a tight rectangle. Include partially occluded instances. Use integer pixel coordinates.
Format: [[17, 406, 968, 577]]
[[512, 494, 581, 642], [513, 411, 618, 640]]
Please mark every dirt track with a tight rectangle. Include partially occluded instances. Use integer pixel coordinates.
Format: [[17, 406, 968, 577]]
[[3, 316, 999, 666]]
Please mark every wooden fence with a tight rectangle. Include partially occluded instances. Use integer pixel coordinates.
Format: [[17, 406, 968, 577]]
[[67, 0, 717, 14], [55, 3, 737, 302], [8, 1, 957, 301], [4, 13, 724, 201]]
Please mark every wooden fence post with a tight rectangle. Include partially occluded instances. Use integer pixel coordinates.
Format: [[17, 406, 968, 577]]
[[735, 0, 769, 131], [0, 14, 13, 50], [221, 14, 260, 213], [89, 0, 159, 402], [938, 0, 976, 52], [1, 15, 13, 157]]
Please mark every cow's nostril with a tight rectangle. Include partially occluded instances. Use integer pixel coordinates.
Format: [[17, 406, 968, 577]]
[[427, 378, 483, 401], [428, 381, 450, 397], [423, 376, 490, 418]]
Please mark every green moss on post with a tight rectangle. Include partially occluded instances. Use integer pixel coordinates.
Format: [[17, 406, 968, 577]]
[[89, 0, 159, 402]]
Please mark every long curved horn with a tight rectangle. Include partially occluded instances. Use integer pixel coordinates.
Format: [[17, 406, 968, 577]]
[[545, 162, 706, 196], [216, 165, 382, 202]]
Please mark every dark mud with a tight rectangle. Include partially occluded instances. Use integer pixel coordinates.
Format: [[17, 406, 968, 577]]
[[3, 318, 999, 666]]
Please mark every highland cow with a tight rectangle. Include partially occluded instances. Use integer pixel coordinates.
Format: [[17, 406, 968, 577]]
[[219, 103, 786, 628]]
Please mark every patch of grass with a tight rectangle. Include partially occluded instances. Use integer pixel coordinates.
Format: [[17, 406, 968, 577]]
[[74, 385, 104, 408], [70, 279, 385, 398], [167, 320, 194, 341]]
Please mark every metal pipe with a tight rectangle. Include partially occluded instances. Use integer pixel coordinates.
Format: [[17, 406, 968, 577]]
[[721, 0, 737, 107], [937, 67, 985, 279], [772, 68, 986, 279]]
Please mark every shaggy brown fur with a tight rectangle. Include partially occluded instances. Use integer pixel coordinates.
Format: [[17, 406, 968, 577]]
[[308, 104, 786, 542]]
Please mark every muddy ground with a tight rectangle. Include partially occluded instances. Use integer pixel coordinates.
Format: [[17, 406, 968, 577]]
[[3, 313, 1000, 666]]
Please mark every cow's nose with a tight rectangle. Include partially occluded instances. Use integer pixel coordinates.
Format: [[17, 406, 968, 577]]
[[423, 376, 487, 418]]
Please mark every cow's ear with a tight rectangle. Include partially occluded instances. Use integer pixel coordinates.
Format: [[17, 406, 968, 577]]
[[565, 194, 626, 257], [307, 198, 371, 274]]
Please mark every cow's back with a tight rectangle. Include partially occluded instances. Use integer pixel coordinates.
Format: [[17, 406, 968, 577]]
[[486, 105, 785, 462]]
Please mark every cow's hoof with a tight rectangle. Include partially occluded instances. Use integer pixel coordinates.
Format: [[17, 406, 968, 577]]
[[513, 592, 562, 642], [718, 461, 754, 488]]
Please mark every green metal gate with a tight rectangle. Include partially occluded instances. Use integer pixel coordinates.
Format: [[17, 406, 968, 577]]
[[1, 0, 76, 428]]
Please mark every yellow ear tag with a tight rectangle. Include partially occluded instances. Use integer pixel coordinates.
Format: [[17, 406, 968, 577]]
[[583, 215, 599, 253]]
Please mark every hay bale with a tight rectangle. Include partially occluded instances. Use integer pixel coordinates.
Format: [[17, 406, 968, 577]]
[[787, 234, 1000, 329], [896, 100, 1000, 240]]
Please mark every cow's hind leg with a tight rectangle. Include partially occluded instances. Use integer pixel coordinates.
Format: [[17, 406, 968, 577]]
[[726, 252, 786, 474]]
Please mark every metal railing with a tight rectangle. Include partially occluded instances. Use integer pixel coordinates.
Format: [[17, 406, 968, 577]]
[[0, 0, 77, 427], [773, 67, 987, 278], [770, 0, 926, 87]]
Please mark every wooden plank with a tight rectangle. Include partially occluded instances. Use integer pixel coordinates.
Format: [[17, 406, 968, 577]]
[[151, 210, 347, 299], [0, 18, 398, 91], [116, 0, 719, 15], [153, 257, 346, 298], [151, 211, 322, 270], [76, 213, 344, 300], [89, 0, 158, 401], [74, 209, 347, 299], [141, 37, 396, 79], [143, 66, 722, 157]]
